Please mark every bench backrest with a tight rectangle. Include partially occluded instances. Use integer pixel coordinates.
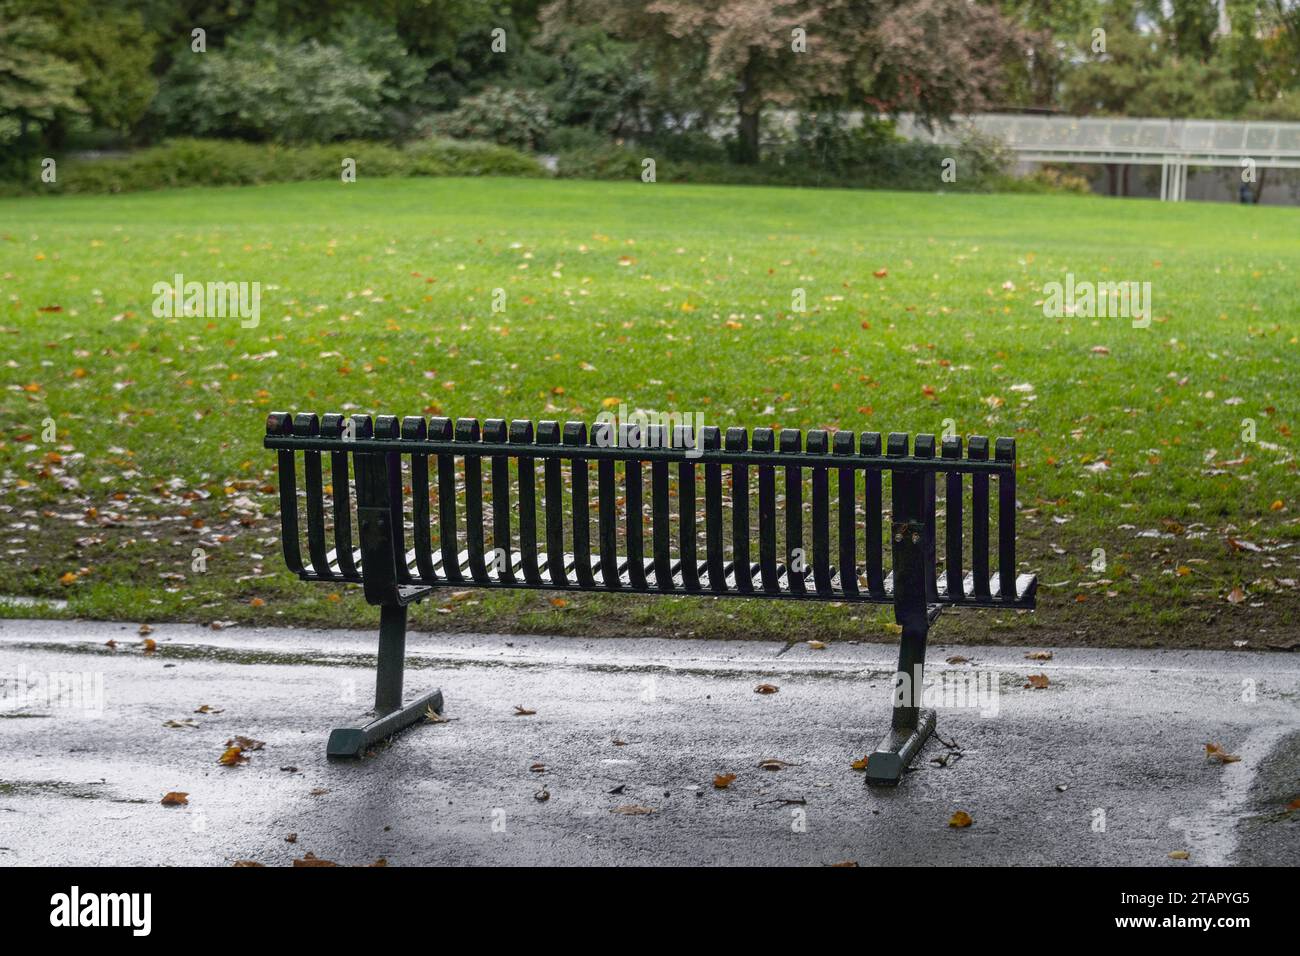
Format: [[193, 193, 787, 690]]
[[265, 412, 1035, 614]]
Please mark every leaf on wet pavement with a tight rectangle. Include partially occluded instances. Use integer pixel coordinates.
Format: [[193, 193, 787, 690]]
[[218, 745, 247, 766], [1204, 742, 1241, 764]]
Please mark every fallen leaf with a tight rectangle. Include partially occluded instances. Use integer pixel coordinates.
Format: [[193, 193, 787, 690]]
[[549, 597, 569, 608], [1205, 742, 1241, 764], [138, 623, 154, 636], [530, 762, 547, 773], [754, 683, 779, 695], [1168, 850, 1190, 860], [1226, 587, 1247, 605], [160, 791, 189, 807], [948, 810, 973, 828], [285, 833, 297, 843], [293, 852, 338, 867], [873, 268, 888, 278], [232, 861, 264, 867], [194, 704, 223, 714], [713, 773, 737, 789], [534, 786, 550, 802], [141, 638, 157, 654], [758, 759, 792, 771], [1025, 651, 1053, 661], [218, 746, 247, 767], [514, 705, 536, 716], [946, 655, 970, 664], [807, 640, 827, 650], [229, 735, 264, 751], [424, 706, 446, 723], [850, 755, 870, 771], [611, 805, 655, 815], [1024, 674, 1050, 690], [830, 861, 859, 867]]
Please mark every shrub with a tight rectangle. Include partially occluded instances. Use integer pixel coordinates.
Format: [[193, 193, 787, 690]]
[[0, 137, 546, 196], [432, 87, 551, 151], [152, 35, 387, 143]]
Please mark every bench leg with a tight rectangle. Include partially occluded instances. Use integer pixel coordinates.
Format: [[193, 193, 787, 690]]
[[326, 603, 444, 758], [865, 618, 936, 786]]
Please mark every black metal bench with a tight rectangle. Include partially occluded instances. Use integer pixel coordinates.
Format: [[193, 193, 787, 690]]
[[265, 412, 1036, 783]]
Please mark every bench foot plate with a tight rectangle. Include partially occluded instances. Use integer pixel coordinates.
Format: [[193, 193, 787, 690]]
[[864, 708, 936, 787], [326, 687, 444, 758]]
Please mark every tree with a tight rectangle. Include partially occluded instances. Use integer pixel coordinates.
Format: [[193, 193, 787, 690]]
[[544, 0, 1022, 163], [0, 1, 85, 151], [37, 0, 159, 145]]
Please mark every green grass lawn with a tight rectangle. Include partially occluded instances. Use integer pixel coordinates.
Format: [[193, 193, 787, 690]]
[[1, 177, 1297, 649]]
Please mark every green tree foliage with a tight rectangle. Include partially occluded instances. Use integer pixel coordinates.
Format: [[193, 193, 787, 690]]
[[0, 1, 85, 149], [154, 34, 387, 142], [44, 0, 158, 137]]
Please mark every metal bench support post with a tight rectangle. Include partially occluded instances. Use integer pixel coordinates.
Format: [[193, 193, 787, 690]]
[[327, 445, 442, 758], [866, 447, 939, 786]]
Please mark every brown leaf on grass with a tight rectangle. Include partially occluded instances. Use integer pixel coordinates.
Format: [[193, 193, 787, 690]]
[[1168, 850, 1190, 860], [160, 791, 189, 806], [1025, 651, 1053, 661], [948, 811, 973, 828], [873, 268, 888, 278], [713, 773, 737, 789], [293, 852, 338, 867], [754, 683, 779, 695], [1205, 743, 1241, 764], [513, 705, 536, 716], [1226, 587, 1247, 605], [218, 746, 247, 767], [1024, 674, 1050, 690], [611, 805, 655, 815], [549, 597, 569, 607]]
